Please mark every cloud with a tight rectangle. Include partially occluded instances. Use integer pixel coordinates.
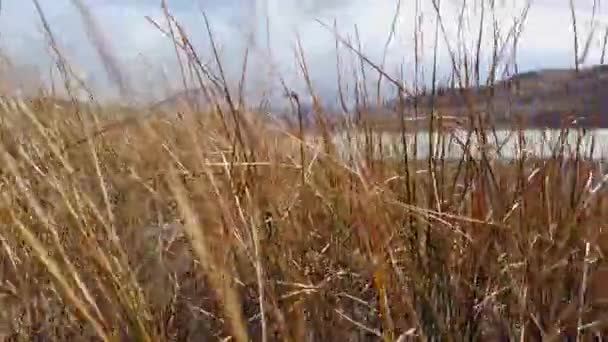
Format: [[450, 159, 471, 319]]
[[0, 0, 605, 104]]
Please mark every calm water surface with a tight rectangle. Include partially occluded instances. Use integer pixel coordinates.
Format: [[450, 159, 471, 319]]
[[323, 129, 608, 161]]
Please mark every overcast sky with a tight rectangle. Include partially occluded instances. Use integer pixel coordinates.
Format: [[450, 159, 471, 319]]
[[0, 0, 605, 104]]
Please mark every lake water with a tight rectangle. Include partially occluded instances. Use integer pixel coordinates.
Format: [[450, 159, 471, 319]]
[[321, 129, 608, 161]]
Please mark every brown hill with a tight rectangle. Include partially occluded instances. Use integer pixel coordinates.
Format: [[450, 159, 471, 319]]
[[404, 64, 608, 128], [148, 64, 608, 130]]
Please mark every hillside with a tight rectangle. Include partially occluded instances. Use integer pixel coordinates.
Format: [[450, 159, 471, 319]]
[[148, 64, 608, 130], [400, 64, 608, 128]]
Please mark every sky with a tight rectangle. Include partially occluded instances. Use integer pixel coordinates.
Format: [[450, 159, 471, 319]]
[[0, 0, 605, 105]]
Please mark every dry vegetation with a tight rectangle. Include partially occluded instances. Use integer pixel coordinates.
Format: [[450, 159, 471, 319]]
[[2, 0, 608, 341]]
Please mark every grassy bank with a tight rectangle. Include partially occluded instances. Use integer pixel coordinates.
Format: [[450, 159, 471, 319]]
[[0, 94, 607, 341]]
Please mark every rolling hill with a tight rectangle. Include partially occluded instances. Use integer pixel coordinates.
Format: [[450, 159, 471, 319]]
[[150, 64, 608, 130], [398, 64, 608, 128]]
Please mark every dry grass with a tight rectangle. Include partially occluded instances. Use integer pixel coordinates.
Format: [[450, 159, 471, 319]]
[[1, 93, 608, 341], [2, 1, 608, 341]]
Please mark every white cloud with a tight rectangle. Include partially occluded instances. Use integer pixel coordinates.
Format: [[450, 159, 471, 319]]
[[0, 0, 605, 103]]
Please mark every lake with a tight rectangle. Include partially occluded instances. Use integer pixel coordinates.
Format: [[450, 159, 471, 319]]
[[320, 129, 608, 161]]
